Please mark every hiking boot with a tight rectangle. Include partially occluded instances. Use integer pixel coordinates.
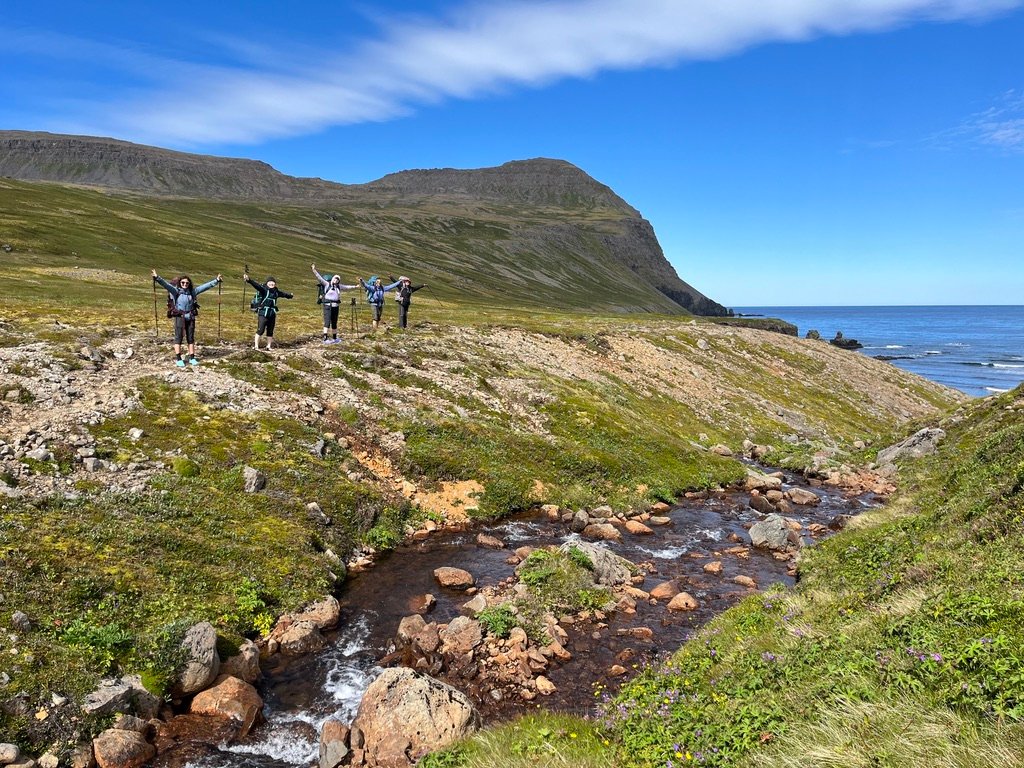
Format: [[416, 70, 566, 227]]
[[174, 359, 186, 368], [189, 357, 199, 366]]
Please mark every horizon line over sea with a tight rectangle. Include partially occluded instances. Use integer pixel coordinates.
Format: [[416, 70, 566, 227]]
[[734, 304, 1024, 398]]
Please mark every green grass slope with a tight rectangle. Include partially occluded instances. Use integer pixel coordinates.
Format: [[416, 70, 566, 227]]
[[602, 385, 1024, 767], [426, 386, 1024, 768], [0, 175, 698, 317]]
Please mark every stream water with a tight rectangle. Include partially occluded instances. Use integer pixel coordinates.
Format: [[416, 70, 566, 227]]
[[170, 469, 875, 768]]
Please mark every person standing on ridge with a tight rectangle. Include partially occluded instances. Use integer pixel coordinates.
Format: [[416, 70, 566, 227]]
[[359, 275, 401, 330], [245, 272, 293, 350], [312, 264, 358, 343], [152, 269, 222, 367], [388, 275, 427, 330]]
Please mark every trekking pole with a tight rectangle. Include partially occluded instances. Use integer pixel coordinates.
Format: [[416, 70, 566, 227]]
[[217, 279, 223, 343], [152, 277, 158, 339], [424, 285, 448, 311], [350, 297, 356, 332], [242, 263, 249, 313]]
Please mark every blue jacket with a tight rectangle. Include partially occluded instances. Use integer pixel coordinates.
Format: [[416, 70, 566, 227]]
[[155, 275, 220, 320], [359, 278, 401, 306]]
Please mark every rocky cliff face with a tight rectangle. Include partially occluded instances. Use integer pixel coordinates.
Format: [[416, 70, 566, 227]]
[[0, 131, 727, 315], [366, 158, 637, 213]]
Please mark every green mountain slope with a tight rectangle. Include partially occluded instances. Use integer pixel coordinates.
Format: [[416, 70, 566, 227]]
[[0, 132, 726, 315]]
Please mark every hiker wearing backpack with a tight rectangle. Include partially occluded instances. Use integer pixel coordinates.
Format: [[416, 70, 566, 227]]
[[152, 269, 222, 367], [388, 275, 427, 330], [358, 275, 402, 330], [245, 273, 293, 350], [312, 264, 358, 343]]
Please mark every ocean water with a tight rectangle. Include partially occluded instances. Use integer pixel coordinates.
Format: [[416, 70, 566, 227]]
[[735, 306, 1024, 397]]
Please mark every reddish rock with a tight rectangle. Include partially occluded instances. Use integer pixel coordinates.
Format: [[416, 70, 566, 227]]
[[293, 596, 341, 630], [786, 487, 821, 506], [625, 520, 654, 535], [433, 567, 475, 590], [581, 523, 622, 541], [190, 676, 263, 738], [667, 592, 699, 612], [649, 581, 680, 601], [92, 730, 155, 768], [703, 561, 724, 575], [279, 621, 327, 656], [734, 575, 757, 589], [616, 627, 654, 640]]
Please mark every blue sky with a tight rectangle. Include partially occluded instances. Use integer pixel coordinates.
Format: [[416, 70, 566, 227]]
[[4, 0, 1023, 306]]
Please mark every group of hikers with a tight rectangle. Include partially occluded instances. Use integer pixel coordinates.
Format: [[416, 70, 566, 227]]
[[151, 264, 427, 366]]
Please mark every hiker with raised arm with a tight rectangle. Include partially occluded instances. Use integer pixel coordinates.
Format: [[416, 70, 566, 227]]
[[388, 275, 427, 330], [312, 264, 358, 343], [152, 269, 222, 367], [359, 275, 401, 331], [245, 272, 293, 350]]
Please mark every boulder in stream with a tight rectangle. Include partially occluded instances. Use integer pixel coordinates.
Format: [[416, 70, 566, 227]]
[[433, 567, 475, 590], [349, 667, 479, 767]]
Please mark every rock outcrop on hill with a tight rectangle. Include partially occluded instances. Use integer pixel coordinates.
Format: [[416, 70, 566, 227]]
[[0, 131, 728, 315]]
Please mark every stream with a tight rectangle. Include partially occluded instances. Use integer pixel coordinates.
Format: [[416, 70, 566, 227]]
[[170, 468, 876, 768]]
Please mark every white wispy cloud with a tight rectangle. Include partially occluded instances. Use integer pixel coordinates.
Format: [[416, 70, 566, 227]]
[[24, 0, 1024, 146], [931, 89, 1024, 153]]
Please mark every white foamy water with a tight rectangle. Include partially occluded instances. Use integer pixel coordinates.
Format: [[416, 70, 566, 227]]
[[636, 544, 690, 559], [196, 617, 379, 768], [495, 521, 542, 542]]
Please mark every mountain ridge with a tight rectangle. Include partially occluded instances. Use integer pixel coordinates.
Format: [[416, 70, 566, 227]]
[[0, 130, 728, 315]]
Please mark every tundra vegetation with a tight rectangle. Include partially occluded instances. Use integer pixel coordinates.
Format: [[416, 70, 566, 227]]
[[0, 176, 995, 766]]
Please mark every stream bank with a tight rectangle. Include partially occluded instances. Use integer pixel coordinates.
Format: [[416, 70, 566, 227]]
[[157, 466, 877, 768]]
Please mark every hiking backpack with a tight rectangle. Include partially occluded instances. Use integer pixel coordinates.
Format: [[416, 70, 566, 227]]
[[166, 293, 199, 319], [316, 281, 326, 305]]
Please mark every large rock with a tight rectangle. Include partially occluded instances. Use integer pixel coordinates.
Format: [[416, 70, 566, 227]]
[[439, 617, 483, 656], [293, 596, 341, 630], [749, 514, 790, 551], [82, 676, 159, 719], [744, 470, 783, 493], [177, 622, 220, 694], [649, 581, 680, 601], [877, 428, 945, 466], [242, 466, 266, 493], [190, 676, 263, 738], [667, 592, 699, 612], [0, 745, 20, 765], [581, 523, 622, 542], [350, 668, 479, 767], [558, 540, 631, 586], [221, 639, 261, 684], [91, 730, 154, 768], [569, 510, 589, 533], [785, 487, 821, 506], [279, 620, 327, 656], [320, 719, 351, 768], [625, 520, 653, 535], [397, 614, 427, 643], [433, 567, 475, 590], [749, 494, 775, 514]]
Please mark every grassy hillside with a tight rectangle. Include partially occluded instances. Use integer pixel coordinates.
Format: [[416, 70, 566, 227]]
[[0, 176, 966, 760]]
